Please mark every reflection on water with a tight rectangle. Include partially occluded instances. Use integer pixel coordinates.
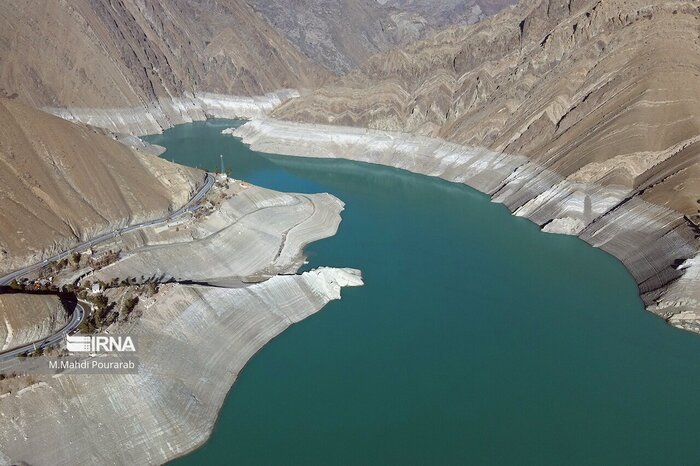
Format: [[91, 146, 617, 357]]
[[146, 120, 700, 466]]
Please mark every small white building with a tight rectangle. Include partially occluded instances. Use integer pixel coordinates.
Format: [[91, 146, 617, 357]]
[[91, 282, 104, 293]]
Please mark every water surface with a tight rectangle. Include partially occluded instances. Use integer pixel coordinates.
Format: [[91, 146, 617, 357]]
[[146, 120, 700, 465]]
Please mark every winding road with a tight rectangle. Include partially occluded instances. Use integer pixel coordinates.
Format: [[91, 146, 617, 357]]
[[0, 300, 86, 362], [0, 173, 214, 287], [0, 173, 215, 359]]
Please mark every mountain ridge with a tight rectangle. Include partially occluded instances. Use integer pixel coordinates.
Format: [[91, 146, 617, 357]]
[[236, 0, 700, 331], [0, 0, 329, 110], [0, 98, 202, 274]]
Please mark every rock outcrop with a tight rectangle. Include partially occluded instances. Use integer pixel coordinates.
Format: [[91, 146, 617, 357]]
[[0, 0, 331, 134], [0, 0, 328, 109], [275, 0, 700, 155], [0, 294, 68, 352], [0, 176, 362, 465], [0, 99, 202, 275], [231, 114, 700, 332], [246, 0, 515, 74], [253, 0, 700, 331], [0, 269, 361, 465], [379, 0, 516, 28], [0, 1, 519, 135]]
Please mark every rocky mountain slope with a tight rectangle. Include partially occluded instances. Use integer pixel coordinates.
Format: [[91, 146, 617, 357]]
[[0, 294, 67, 352], [240, 0, 700, 331], [0, 0, 518, 134], [0, 178, 361, 465], [0, 98, 202, 274], [0, 0, 515, 117], [276, 0, 700, 159], [0, 0, 328, 110], [378, 0, 516, 27], [247, 0, 516, 74]]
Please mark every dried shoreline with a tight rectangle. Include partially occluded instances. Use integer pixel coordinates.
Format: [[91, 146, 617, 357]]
[[0, 179, 362, 465], [231, 118, 700, 334], [45, 89, 302, 136]]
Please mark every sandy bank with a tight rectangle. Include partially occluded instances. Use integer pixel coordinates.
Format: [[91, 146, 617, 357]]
[[0, 178, 362, 465], [44, 90, 300, 136], [0, 294, 67, 352], [91, 183, 346, 284], [0, 269, 361, 465], [230, 118, 700, 334]]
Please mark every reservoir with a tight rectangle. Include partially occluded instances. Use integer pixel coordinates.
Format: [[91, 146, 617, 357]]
[[146, 120, 700, 465]]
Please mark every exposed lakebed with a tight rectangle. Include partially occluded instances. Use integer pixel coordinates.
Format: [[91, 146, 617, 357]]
[[146, 120, 700, 465]]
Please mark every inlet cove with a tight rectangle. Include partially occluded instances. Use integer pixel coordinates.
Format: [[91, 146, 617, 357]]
[[146, 120, 700, 465]]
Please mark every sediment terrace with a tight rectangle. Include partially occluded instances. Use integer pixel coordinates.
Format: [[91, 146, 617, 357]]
[[46, 90, 302, 136], [231, 118, 700, 333], [0, 294, 67, 352], [0, 178, 361, 465], [90, 180, 345, 284], [0, 100, 202, 276], [253, 0, 700, 334]]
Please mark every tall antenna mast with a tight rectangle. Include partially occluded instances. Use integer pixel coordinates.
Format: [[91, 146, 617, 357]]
[[220, 154, 224, 174]]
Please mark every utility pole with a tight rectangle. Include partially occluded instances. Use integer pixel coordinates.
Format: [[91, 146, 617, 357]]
[[220, 154, 224, 174]]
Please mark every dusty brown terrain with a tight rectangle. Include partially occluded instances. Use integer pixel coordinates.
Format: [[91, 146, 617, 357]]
[[239, 0, 700, 330], [0, 1, 517, 134], [273, 1, 700, 234], [0, 99, 202, 274], [247, 0, 516, 74], [0, 0, 329, 110], [0, 0, 697, 462], [276, 0, 700, 184], [0, 177, 361, 465], [379, 0, 516, 26], [0, 294, 67, 352], [0, 0, 515, 109]]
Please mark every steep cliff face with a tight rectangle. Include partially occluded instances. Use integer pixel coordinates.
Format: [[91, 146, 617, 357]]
[[246, 0, 404, 74], [0, 0, 517, 134], [276, 0, 700, 165], [0, 98, 202, 273], [0, 294, 68, 352], [0, 179, 361, 465], [247, 0, 516, 75], [244, 0, 700, 330], [0, 0, 329, 110], [273, 0, 700, 228], [379, 0, 516, 26]]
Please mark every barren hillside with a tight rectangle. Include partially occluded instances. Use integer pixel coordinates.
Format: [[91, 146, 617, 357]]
[[0, 0, 329, 110], [275, 0, 700, 223], [0, 98, 202, 273], [0, 294, 67, 352], [233, 0, 700, 327], [247, 0, 516, 74]]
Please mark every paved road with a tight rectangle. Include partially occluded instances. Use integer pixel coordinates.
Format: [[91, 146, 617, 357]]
[[0, 300, 87, 362], [0, 173, 214, 287], [0, 173, 214, 360]]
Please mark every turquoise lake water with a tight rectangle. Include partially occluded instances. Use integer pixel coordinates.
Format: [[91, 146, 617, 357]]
[[146, 120, 700, 465]]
